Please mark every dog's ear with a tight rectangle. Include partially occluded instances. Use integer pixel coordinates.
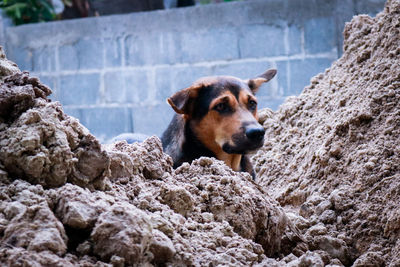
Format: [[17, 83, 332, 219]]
[[247, 69, 277, 94], [167, 85, 201, 115]]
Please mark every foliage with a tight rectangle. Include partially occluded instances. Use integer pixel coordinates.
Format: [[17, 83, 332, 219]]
[[0, 0, 56, 25]]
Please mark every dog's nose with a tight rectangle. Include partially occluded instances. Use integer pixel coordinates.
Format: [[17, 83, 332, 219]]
[[245, 126, 265, 141]]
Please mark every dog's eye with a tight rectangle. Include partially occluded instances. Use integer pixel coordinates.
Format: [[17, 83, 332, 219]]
[[214, 102, 231, 113], [248, 100, 257, 111]]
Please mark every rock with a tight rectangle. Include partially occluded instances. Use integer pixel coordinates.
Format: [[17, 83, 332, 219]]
[[0, 46, 20, 78], [103, 136, 173, 180], [174, 158, 289, 257], [0, 180, 67, 255], [287, 251, 325, 267], [91, 204, 154, 265], [53, 183, 112, 229], [0, 97, 109, 189], [254, 3, 400, 261], [1, 0, 400, 265], [316, 200, 332, 215], [313, 236, 350, 265], [160, 184, 194, 216], [320, 210, 336, 224], [352, 251, 384, 267], [149, 229, 176, 264], [258, 107, 274, 125], [0, 248, 80, 267], [306, 223, 328, 236]]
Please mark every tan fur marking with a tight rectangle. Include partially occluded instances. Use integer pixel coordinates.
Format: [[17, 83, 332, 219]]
[[192, 89, 260, 171], [250, 77, 268, 91], [230, 154, 242, 171], [238, 90, 258, 117], [215, 152, 242, 171], [193, 92, 242, 167], [167, 84, 202, 115]]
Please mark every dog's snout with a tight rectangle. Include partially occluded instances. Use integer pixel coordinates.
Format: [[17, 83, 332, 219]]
[[245, 126, 265, 141]]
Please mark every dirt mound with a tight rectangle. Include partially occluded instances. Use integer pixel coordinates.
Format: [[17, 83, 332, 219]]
[[0, 49, 288, 265], [254, 0, 400, 265], [1, 0, 399, 265], [0, 70, 109, 189]]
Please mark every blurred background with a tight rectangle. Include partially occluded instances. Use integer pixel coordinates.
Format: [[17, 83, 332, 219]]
[[0, 0, 385, 142]]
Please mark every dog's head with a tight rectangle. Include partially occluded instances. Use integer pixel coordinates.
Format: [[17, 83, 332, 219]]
[[167, 69, 277, 156]]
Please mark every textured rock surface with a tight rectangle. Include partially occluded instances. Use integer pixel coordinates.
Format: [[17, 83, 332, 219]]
[[1, 0, 400, 265], [0, 137, 288, 266], [0, 71, 109, 189], [0, 180, 67, 255], [0, 46, 19, 78], [0, 49, 288, 265], [100, 139, 288, 265], [253, 0, 400, 265]]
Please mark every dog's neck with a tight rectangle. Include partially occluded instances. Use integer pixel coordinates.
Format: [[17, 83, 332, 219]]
[[216, 152, 242, 172], [182, 123, 244, 171], [162, 115, 252, 176], [163, 116, 245, 172], [185, 122, 244, 171], [182, 123, 216, 162]]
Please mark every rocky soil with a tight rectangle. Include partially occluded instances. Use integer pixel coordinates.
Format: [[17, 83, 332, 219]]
[[0, 0, 399, 266], [254, 0, 400, 265], [0, 50, 288, 266]]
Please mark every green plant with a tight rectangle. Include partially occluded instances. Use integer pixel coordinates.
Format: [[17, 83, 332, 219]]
[[0, 0, 56, 25]]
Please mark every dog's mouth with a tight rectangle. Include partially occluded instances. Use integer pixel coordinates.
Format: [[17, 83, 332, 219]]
[[222, 140, 264, 154], [221, 132, 264, 154]]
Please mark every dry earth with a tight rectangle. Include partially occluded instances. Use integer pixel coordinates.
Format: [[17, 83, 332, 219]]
[[0, 47, 288, 265], [0, 0, 399, 266], [254, 0, 400, 265]]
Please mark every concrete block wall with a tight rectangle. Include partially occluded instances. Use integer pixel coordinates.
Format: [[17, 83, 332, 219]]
[[1, 0, 385, 141]]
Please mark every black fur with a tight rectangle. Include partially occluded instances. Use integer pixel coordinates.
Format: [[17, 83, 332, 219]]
[[161, 70, 277, 180], [161, 114, 215, 168], [161, 81, 257, 178], [161, 113, 256, 179]]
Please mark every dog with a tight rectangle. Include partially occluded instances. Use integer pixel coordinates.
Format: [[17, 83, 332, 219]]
[[161, 69, 277, 179]]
